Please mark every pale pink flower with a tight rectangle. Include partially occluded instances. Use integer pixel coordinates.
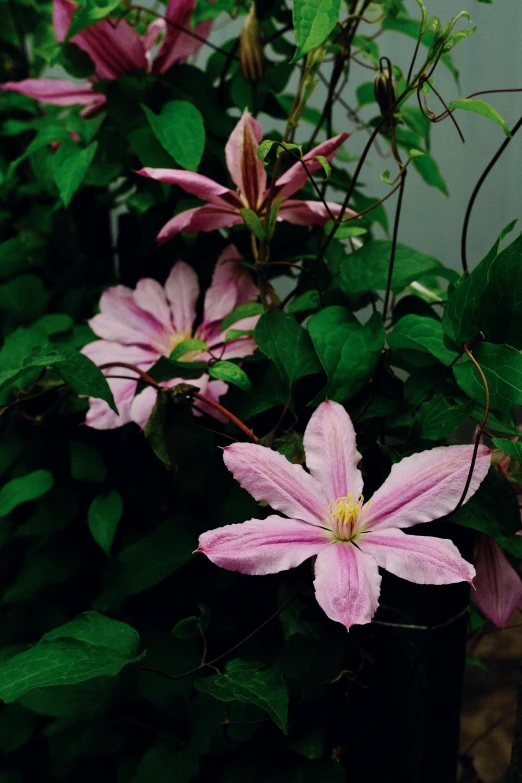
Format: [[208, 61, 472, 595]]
[[82, 246, 259, 429], [473, 535, 522, 628], [198, 401, 491, 630], [2, 0, 210, 116], [137, 109, 353, 245]]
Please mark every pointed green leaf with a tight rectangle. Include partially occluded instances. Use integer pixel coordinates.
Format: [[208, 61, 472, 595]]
[[448, 98, 511, 137], [292, 0, 341, 61], [417, 394, 474, 439], [0, 613, 141, 703], [88, 491, 123, 555], [209, 361, 251, 391], [169, 339, 208, 361], [53, 142, 98, 208], [254, 310, 321, 389], [308, 308, 384, 403], [491, 439, 522, 461], [0, 471, 54, 518], [195, 659, 289, 732], [142, 101, 205, 171], [240, 208, 267, 240]]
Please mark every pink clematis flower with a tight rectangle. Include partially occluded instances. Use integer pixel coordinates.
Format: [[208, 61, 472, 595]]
[[81, 246, 259, 430], [198, 401, 491, 630], [137, 109, 353, 245], [473, 535, 522, 628], [2, 0, 210, 116]]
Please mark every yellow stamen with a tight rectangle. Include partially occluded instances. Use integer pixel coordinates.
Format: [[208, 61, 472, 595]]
[[329, 493, 366, 541]]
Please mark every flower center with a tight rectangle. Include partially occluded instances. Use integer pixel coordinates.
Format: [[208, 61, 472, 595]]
[[329, 493, 366, 542]]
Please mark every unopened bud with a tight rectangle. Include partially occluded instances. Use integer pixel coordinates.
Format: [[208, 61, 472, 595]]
[[374, 69, 397, 120], [240, 4, 264, 84]]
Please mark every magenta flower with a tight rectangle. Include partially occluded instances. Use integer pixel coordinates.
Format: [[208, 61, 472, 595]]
[[2, 0, 210, 116], [137, 109, 353, 245], [81, 246, 259, 429], [198, 401, 491, 630], [473, 535, 522, 628]]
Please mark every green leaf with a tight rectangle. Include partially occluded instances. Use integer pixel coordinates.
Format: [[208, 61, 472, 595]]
[[96, 517, 194, 609], [337, 241, 447, 299], [221, 302, 264, 330], [65, 0, 124, 38], [324, 220, 368, 239], [491, 439, 522, 461], [172, 617, 203, 640], [308, 308, 384, 403], [142, 102, 205, 171], [292, 0, 341, 61], [452, 469, 522, 557], [19, 678, 112, 719], [313, 155, 331, 180], [257, 140, 276, 162], [287, 290, 321, 313], [195, 659, 289, 732], [53, 142, 98, 208], [32, 314, 73, 336], [130, 744, 198, 783], [0, 471, 53, 519], [417, 394, 474, 440], [0, 612, 140, 703], [70, 441, 107, 483], [209, 361, 251, 392], [0, 344, 116, 412], [240, 208, 266, 240], [443, 226, 522, 348], [388, 315, 459, 366], [254, 311, 321, 389], [169, 339, 207, 361], [448, 98, 511, 137], [453, 342, 522, 411], [412, 153, 448, 195], [88, 491, 123, 555], [7, 127, 73, 175]]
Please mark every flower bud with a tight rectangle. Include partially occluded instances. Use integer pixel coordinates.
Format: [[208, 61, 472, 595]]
[[374, 69, 397, 120], [239, 4, 264, 84]]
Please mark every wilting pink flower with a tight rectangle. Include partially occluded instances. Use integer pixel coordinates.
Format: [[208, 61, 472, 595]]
[[2, 0, 210, 116], [198, 401, 491, 630], [138, 109, 352, 245], [473, 534, 522, 628], [82, 246, 259, 429]]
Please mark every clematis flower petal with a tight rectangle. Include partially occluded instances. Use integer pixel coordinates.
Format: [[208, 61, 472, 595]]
[[156, 205, 242, 244], [1, 79, 106, 108], [53, 0, 147, 80], [473, 535, 522, 628], [303, 400, 363, 500], [198, 515, 330, 575], [143, 18, 166, 65], [137, 168, 239, 207], [274, 132, 350, 198], [357, 528, 475, 585], [225, 109, 266, 209], [278, 199, 356, 226], [134, 278, 173, 333], [130, 385, 159, 430], [163, 261, 199, 337], [81, 341, 156, 429], [364, 445, 491, 531], [201, 247, 258, 326], [89, 285, 172, 354], [223, 442, 329, 525], [151, 0, 203, 73], [314, 543, 382, 629]]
